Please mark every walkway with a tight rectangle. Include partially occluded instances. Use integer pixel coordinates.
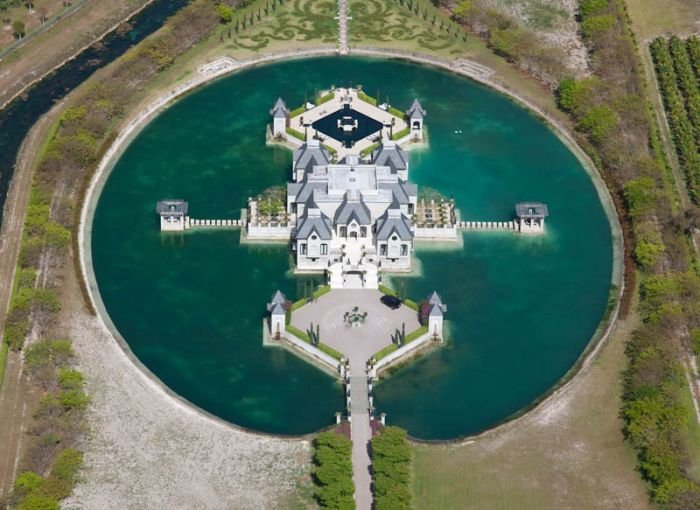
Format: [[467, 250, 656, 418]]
[[350, 369, 372, 509], [337, 0, 349, 55]]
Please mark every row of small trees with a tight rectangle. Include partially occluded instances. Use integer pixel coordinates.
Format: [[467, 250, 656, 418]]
[[371, 426, 412, 510], [572, 0, 700, 507], [313, 431, 354, 509], [650, 36, 700, 202], [4, 0, 221, 506]]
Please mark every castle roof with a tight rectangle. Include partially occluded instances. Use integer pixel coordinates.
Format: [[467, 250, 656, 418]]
[[372, 141, 408, 173], [379, 180, 416, 205], [156, 200, 188, 216], [515, 203, 549, 218], [267, 290, 287, 312], [375, 206, 413, 241], [293, 139, 330, 173], [335, 191, 371, 225], [407, 99, 426, 119], [270, 303, 286, 316], [295, 205, 333, 240], [270, 97, 289, 118]]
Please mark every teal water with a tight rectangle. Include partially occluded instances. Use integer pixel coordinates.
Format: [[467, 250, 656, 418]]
[[91, 57, 613, 439]]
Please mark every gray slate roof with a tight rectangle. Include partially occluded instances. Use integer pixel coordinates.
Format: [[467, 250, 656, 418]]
[[515, 202, 549, 218], [407, 99, 426, 119], [373, 142, 408, 173], [156, 200, 188, 216], [293, 140, 330, 172], [428, 291, 447, 314], [270, 303, 286, 316], [292, 180, 326, 204], [335, 191, 371, 225], [379, 181, 416, 205], [375, 207, 413, 241], [296, 206, 333, 240], [267, 290, 287, 312], [270, 97, 288, 118]]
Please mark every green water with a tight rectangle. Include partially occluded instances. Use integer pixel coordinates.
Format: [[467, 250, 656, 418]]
[[91, 57, 613, 439]]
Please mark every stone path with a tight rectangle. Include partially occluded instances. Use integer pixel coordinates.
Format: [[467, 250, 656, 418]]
[[337, 0, 349, 55], [350, 371, 372, 510]]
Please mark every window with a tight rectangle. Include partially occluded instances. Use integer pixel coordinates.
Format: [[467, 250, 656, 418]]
[[321, 244, 328, 255], [311, 234, 318, 240], [299, 243, 307, 255], [400, 244, 408, 256], [360, 227, 367, 238], [391, 235, 398, 241], [340, 226, 347, 237], [380, 244, 387, 256]]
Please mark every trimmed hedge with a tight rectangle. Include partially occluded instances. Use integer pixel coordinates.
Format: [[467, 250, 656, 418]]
[[378, 284, 397, 297], [374, 343, 398, 361], [391, 127, 410, 141], [286, 126, 306, 141], [313, 431, 354, 509], [371, 426, 412, 510], [286, 323, 310, 342], [289, 105, 306, 118], [315, 92, 335, 106], [402, 299, 419, 312], [318, 343, 343, 361], [405, 325, 429, 343], [312, 285, 331, 299], [357, 91, 377, 106]]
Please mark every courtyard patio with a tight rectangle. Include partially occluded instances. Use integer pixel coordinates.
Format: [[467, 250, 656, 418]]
[[290, 289, 421, 369]]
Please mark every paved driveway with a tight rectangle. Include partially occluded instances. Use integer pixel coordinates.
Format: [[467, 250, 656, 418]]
[[291, 289, 421, 369]]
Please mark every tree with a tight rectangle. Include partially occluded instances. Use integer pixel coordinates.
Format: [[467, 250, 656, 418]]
[[216, 3, 233, 24], [13, 20, 25, 39]]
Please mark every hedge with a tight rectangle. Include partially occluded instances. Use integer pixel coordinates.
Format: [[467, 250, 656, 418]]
[[290, 298, 308, 311], [357, 91, 378, 106], [313, 431, 354, 509], [318, 343, 343, 361], [402, 299, 419, 312], [374, 343, 398, 361], [371, 427, 412, 510], [405, 325, 429, 343], [360, 142, 380, 158], [391, 127, 410, 141], [315, 92, 335, 106], [289, 105, 306, 118], [286, 126, 306, 141], [378, 284, 397, 296], [286, 324, 310, 343], [312, 285, 331, 299], [387, 106, 405, 119]]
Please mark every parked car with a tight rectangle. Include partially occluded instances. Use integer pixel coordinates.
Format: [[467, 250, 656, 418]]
[[380, 294, 401, 310]]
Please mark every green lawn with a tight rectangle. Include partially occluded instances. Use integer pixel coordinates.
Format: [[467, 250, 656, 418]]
[[677, 379, 700, 481]]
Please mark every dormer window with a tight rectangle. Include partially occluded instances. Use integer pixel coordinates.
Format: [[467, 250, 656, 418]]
[[311, 234, 318, 240], [391, 235, 398, 241]]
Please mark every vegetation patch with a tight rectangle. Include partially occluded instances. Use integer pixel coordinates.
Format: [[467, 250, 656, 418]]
[[371, 426, 412, 510], [312, 431, 354, 509]]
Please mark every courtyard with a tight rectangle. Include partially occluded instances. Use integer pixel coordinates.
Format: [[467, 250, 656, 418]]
[[290, 289, 421, 368]]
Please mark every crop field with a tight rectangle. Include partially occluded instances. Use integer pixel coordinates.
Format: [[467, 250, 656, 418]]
[[650, 36, 700, 202]]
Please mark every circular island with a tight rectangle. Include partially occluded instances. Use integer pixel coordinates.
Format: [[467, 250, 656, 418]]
[[87, 56, 615, 439]]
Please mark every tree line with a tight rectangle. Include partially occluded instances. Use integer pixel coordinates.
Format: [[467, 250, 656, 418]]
[[558, 1, 700, 507]]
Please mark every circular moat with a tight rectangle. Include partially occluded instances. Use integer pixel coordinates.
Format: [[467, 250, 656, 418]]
[[90, 56, 614, 439]]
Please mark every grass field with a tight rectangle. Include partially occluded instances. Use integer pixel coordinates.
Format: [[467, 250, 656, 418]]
[[626, 0, 700, 40], [411, 305, 649, 509]]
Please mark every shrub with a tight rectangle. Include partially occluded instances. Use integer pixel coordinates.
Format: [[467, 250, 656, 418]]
[[580, 14, 616, 39], [313, 431, 354, 509], [216, 3, 234, 23], [374, 343, 398, 361], [371, 426, 412, 510]]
